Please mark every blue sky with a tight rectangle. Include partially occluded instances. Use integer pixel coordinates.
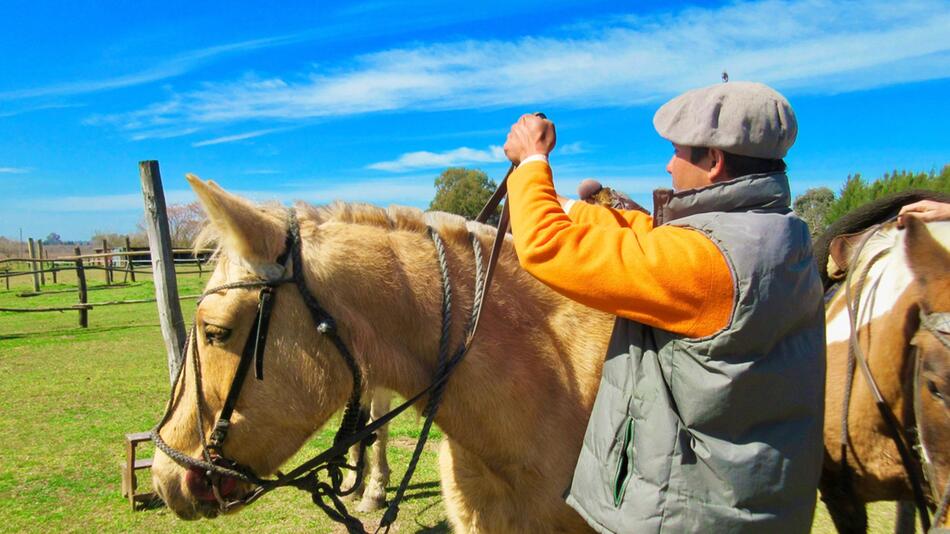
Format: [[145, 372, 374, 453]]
[[1, 0, 948, 241]]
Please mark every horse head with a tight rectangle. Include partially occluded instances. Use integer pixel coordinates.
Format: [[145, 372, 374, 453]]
[[151, 176, 357, 519], [905, 216, 950, 523]]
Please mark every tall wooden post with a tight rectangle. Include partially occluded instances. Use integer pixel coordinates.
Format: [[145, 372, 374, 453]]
[[27, 238, 40, 292], [125, 235, 136, 282], [74, 247, 88, 328], [37, 240, 46, 285], [140, 160, 186, 384]]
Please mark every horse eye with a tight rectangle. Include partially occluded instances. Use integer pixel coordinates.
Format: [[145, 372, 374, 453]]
[[927, 380, 944, 400], [204, 324, 232, 345]]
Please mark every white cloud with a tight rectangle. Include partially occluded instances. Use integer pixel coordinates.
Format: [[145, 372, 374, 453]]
[[99, 0, 950, 134], [0, 35, 305, 101], [131, 127, 200, 141], [368, 145, 505, 172], [191, 128, 286, 147], [0, 167, 29, 174], [557, 142, 586, 156]]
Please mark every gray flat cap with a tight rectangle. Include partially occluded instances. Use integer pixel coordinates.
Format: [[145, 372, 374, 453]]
[[653, 81, 797, 159]]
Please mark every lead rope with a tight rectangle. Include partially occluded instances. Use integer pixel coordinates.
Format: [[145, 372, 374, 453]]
[[376, 229, 485, 532]]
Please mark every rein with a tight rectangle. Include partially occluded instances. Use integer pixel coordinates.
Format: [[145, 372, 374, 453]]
[[151, 164, 516, 532], [838, 219, 950, 530]]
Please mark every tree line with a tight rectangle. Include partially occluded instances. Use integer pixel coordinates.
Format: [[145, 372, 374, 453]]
[[793, 164, 950, 238]]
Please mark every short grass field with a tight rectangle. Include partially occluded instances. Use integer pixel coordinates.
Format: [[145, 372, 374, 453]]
[[0, 264, 910, 532]]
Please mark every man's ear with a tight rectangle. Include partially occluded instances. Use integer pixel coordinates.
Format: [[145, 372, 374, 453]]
[[708, 148, 728, 182], [186, 174, 287, 266]]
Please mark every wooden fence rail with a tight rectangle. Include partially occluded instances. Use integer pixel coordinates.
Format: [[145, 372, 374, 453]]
[[1, 245, 213, 327], [0, 294, 200, 313]]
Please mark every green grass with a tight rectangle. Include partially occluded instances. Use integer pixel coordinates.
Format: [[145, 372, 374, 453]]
[[0, 267, 913, 532]]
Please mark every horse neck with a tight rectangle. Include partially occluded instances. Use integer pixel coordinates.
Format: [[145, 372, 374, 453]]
[[826, 235, 918, 420], [309, 218, 612, 461]]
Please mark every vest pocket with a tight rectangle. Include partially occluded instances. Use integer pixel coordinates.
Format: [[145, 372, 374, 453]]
[[613, 417, 635, 507]]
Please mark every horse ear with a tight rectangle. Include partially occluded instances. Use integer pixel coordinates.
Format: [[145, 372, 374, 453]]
[[827, 228, 876, 280], [186, 174, 286, 266], [904, 216, 950, 306]]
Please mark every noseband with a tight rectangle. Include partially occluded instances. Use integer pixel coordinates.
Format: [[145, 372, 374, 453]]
[[840, 221, 950, 530], [151, 190, 509, 532]]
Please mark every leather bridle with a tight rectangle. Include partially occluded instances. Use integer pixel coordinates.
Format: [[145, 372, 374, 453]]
[[916, 308, 950, 529], [839, 220, 950, 531], [151, 163, 517, 532]]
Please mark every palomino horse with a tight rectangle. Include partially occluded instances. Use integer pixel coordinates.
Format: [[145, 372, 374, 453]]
[[150, 176, 614, 531], [819, 212, 950, 533]]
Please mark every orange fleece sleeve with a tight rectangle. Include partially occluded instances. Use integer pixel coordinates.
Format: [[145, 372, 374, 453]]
[[567, 200, 653, 232], [507, 160, 734, 338]]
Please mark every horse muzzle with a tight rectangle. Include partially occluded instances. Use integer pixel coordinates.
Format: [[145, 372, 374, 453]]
[[185, 466, 240, 503]]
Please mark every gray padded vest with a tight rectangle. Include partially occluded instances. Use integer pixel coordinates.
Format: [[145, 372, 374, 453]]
[[565, 173, 825, 533]]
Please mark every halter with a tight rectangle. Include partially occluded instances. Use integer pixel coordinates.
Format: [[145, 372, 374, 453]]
[[839, 220, 950, 531], [151, 185, 510, 532]]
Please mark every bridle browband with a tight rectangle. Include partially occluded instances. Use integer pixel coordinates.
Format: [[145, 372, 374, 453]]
[[151, 162, 517, 533], [838, 219, 950, 531]]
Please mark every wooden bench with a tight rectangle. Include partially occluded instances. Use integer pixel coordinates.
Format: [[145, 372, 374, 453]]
[[121, 431, 156, 510]]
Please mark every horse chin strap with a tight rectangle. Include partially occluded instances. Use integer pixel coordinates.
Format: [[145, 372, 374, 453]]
[[151, 171, 513, 533]]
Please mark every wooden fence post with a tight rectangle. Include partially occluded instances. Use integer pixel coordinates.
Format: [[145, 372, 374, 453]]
[[28, 238, 40, 292], [37, 240, 46, 285], [140, 160, 186, 384], [74, 246, 88, 328], [47, 249, 57, 284], [125, 235, 136, 282], [102, 239, 112, 284]]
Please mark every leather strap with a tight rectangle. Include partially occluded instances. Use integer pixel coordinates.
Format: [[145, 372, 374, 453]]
[[468, 164, 513, 346], [210, 286, 277, 450]]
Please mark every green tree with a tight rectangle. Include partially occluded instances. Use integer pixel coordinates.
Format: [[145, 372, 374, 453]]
[[44, 232, 63, 245], [825, 164, 950, 225], [792, 187, 835, 238], [429, 167, 499, 222]]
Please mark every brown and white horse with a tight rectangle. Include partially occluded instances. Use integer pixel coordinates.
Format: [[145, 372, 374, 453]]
[[150, 176, 613, 531], [820, 215, 950, 533]]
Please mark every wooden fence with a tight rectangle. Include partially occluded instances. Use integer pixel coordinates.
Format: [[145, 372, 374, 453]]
[[0, 248, 214, 327]]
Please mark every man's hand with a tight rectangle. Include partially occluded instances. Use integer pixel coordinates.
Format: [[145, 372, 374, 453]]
[[504, 113, 556, 165], [897, 200, 950, 227]]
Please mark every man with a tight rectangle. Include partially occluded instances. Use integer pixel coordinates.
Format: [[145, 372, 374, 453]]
[[502, 82, 825, 533]]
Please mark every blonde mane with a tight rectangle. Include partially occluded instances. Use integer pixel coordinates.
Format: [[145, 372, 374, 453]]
[[197, 200, 500, 257]]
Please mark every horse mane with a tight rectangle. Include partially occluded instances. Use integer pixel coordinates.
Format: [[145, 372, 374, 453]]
[[300, 201, 499, 246], [813, 189, 950, 289], [196, 200, 499, 257]]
